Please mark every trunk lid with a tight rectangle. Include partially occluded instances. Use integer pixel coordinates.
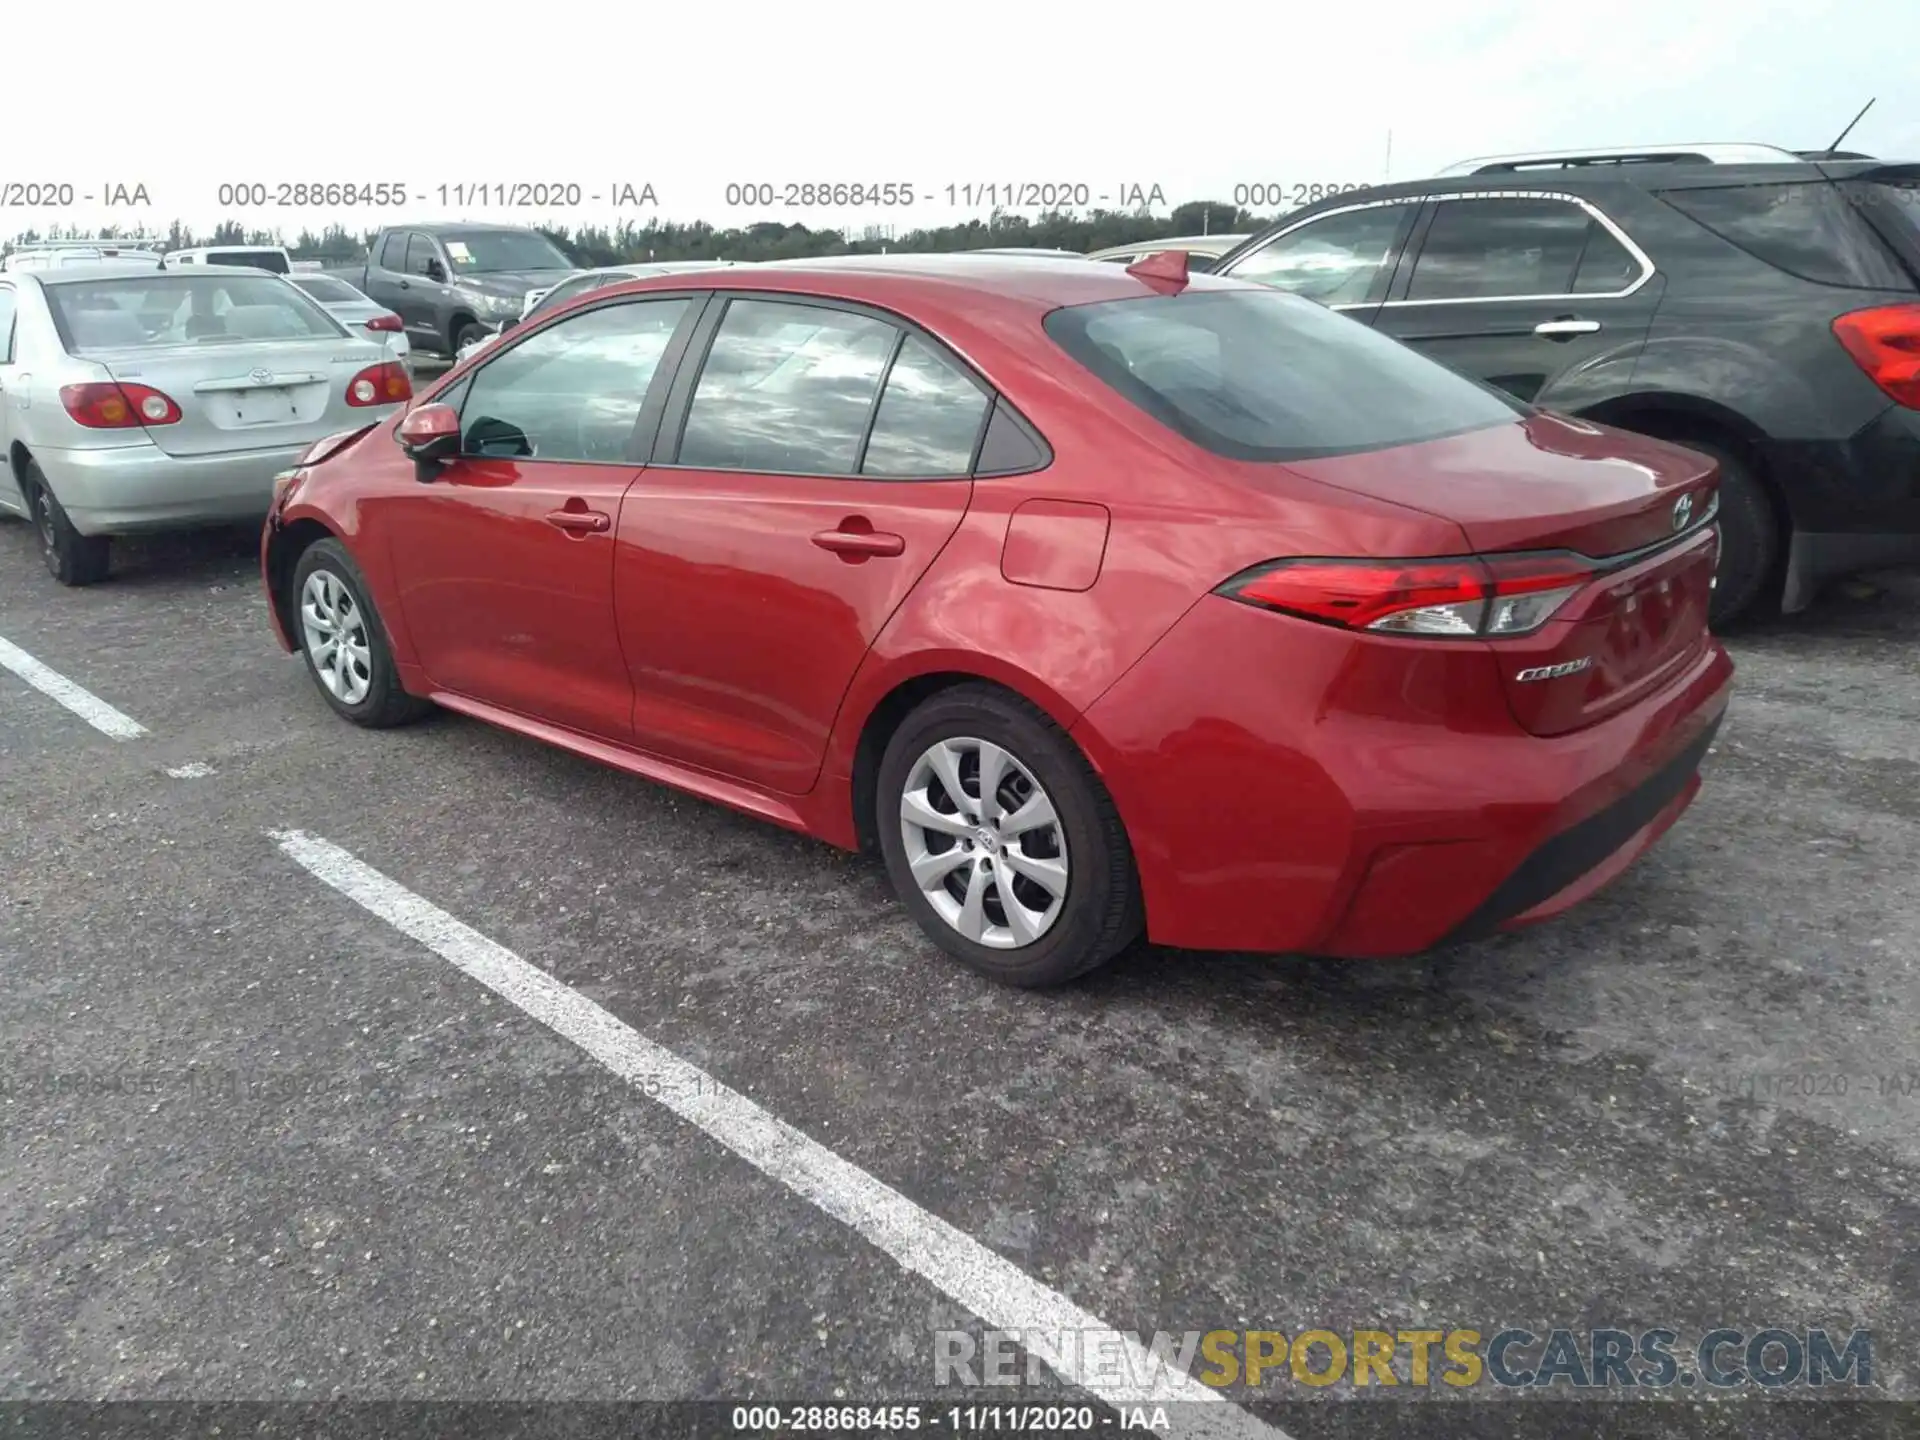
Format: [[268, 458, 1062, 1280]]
[[1285, 411, 1722, 736], [96, 337, 391, 457]]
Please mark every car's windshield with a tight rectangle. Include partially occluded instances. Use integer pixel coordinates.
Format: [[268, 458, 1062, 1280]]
[[46, 273, 344, 352], [1045, 286, 1524, 462], [291, 275, 366, 304], [441, 230, 573, 274]]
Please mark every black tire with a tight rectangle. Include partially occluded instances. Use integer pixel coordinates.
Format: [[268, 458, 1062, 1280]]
[[875, 684, 1143, 988], [289, 538, 431, 728], [451, 319, 488, 357], [1692, 443, 1779, 627], [22, 461, 111, 587]]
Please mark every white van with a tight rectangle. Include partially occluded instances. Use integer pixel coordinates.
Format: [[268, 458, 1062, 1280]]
[[1, 239, 164, 272], [162, 245, 294, 275]]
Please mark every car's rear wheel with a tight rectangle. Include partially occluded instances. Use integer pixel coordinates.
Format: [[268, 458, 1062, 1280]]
[[876, 684, 1142, 988], [1694, 444, 1779, 627], [291, 538, 431, 728], [23, 461, 111, 587]]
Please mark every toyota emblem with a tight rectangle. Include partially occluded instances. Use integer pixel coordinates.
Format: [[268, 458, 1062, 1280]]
[[249, 367, 274, 384], [1671, 493, 1693, 531]]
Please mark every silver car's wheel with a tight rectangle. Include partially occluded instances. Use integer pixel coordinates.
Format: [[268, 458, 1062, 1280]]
[[898, 736, 1069, 950], [299, 568, 373, 706]]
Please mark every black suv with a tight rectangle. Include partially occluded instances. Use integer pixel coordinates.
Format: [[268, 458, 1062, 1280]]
[[1210, 145, 1920, 623]]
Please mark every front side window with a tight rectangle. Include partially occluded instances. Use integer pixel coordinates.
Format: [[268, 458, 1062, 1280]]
[[1045, 287, 1522, 462], [403, 234, 438, 278], [1224, 203, 1419, 305], [45, 274, 343, 352], [459, 297, 690, 463], [1406, 197, 1608, 301], [861, 335, 992, 477], [677, 299, 899, 475]]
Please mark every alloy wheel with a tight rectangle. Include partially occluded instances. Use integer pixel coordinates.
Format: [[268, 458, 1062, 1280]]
[[299, 569, 373, 706], [898, 736, 1069, 949]]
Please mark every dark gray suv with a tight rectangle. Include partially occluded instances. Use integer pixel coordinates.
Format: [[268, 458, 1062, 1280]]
[[1212, 143, 1920, 623]]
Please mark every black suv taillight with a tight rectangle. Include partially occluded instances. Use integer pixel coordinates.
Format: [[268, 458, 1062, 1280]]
[[1832, 303, 1920, 407]]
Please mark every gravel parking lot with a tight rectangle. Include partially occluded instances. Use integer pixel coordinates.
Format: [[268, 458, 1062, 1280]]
[[1, 504, 1915, 1434]]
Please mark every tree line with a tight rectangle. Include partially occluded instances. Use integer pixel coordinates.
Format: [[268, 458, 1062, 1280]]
[[2, 202, 1285, 265]]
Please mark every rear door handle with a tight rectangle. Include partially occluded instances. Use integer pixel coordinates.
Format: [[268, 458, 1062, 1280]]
[[812, 527, 905, 558], [545, 507, 610, 534], [1534, 318, 1601, 338]]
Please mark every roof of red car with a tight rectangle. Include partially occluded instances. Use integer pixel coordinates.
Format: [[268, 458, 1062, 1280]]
[[603, 253, 1244, 315]]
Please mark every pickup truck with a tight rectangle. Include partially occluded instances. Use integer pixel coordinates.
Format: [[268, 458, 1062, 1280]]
[[329, 223, 577, 360]]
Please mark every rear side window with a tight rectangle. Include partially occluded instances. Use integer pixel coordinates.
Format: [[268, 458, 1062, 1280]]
[[678, 299, 898, 475], [1045, 287, 1523, 462], [861, 335, 991, 478], [1407, 197, 1614, 300], [1658, 183, 1917, 291], [0, 286, 15, 362], [378, 232, 404, 269]]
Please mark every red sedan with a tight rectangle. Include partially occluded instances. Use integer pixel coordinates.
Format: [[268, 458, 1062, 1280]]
[[261, 252, 1733, 987]]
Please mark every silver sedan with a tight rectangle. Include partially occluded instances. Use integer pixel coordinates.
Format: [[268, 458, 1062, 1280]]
[[286, 271, 413, 363], [0, 266, 409, 586]]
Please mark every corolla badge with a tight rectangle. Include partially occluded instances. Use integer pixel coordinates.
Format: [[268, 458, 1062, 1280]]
[[249, 367, 274, 384], [1672, 493, 1694, 531], [1514, 658, 1593, 682]]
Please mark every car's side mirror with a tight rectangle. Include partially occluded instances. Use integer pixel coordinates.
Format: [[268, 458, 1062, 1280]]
[[397, 402, 461, 480], [425, 258, 447, 282]]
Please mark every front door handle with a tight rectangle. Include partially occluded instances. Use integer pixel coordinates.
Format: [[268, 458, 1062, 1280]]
[[545, 507, 610, 534], [812, 526, 905, 559], [1535, 318, 1601, 338]]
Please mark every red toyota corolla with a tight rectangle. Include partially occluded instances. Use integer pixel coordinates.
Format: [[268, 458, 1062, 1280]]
[[261, 252, 1733, 987]]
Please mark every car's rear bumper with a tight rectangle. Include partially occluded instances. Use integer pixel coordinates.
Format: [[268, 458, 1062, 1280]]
[[1072, 593, 1735, 958], [32, 422, 398, 536], [1768, 404, 1920, 607]]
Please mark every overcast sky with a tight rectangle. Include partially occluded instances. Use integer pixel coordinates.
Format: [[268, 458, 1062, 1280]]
[[6, 0, 1917, 239]]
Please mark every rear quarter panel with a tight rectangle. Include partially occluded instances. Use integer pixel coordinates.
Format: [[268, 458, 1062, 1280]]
[[818, 289, 1473, 815]]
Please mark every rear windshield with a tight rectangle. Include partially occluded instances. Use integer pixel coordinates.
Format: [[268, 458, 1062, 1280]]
[[46, 273, 344, 352], [1044, 287, 1523, 462], [203, 250, 291, 274], [290, 274, 364, 304], [1658, 182, 1918, 291]]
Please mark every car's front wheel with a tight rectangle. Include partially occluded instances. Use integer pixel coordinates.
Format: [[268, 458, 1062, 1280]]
[[23, 461, 111, 587], [451, 320, 490, 357], [291, 538, 431, 728], [876, 685, 1143, 988]]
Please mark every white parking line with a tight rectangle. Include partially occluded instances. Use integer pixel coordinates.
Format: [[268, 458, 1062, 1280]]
[[0, 635, 148, 740], [270, 828, 1289, 1440]]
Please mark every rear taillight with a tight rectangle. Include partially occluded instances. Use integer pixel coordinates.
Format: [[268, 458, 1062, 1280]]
[[1219, 553, 1595, 638], [59, 381, 183, 429], [346, 361, 411, 407], [1832, 303, 1920, 407], [365, 313, 404, 333]]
